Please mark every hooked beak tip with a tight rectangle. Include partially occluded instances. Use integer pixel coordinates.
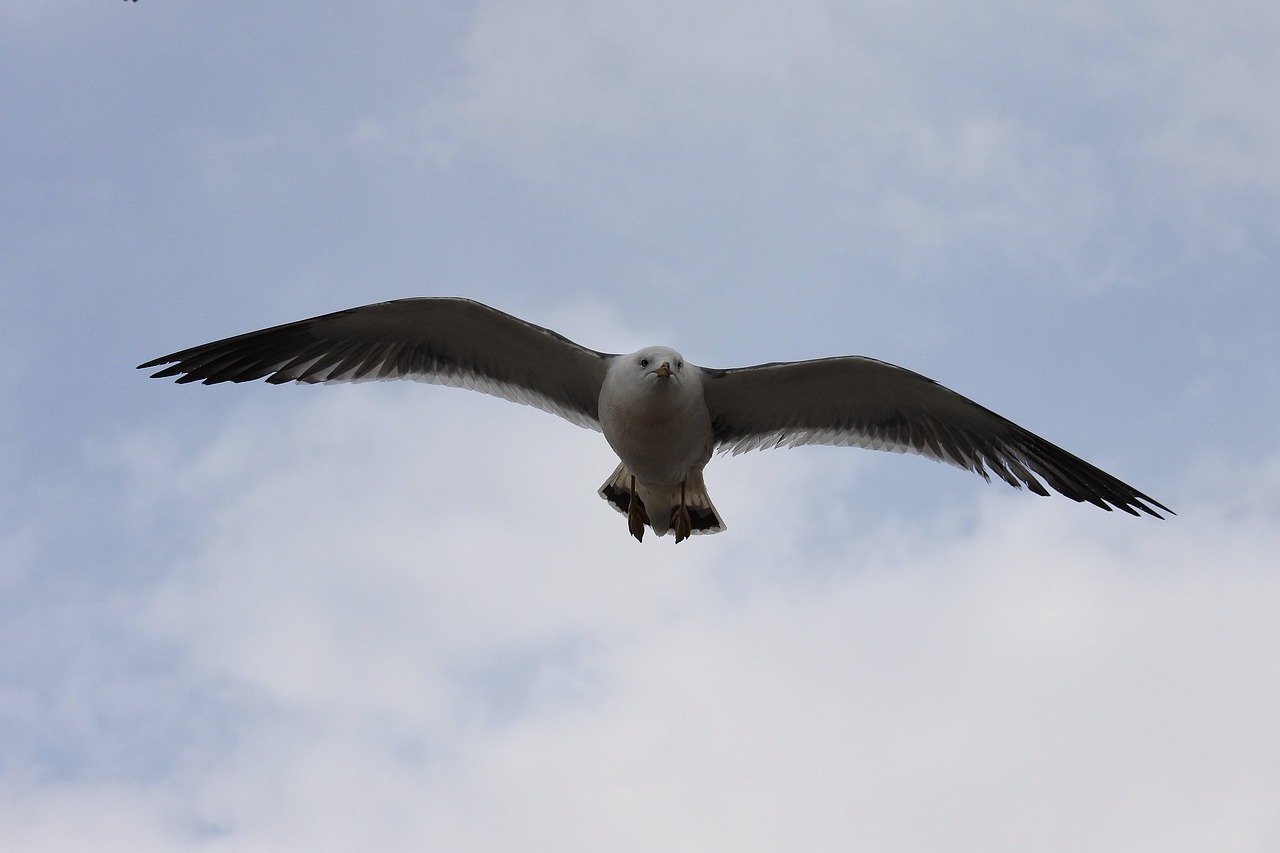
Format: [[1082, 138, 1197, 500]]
[[654, 362, 673, 378]]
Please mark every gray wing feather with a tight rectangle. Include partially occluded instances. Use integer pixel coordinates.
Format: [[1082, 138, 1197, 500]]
[[139, 298, 613, 430], [700, 356, 1171, 518]]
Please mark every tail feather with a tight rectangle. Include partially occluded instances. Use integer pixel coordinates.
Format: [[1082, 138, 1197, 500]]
[[598, 464, 634, 516], [597, 464, 726, 537]]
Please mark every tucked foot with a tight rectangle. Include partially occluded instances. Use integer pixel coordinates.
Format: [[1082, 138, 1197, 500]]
[[672, 504, 692, 543], [672, 481, 692, 543], [627, 476, 649, 543]]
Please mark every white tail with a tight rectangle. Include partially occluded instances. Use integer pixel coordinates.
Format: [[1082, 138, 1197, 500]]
[[597, 463, 727, 537]]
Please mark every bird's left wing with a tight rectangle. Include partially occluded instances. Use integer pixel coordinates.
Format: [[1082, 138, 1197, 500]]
[[699, 356, 1171, 517], [139, 298, 614, 429]]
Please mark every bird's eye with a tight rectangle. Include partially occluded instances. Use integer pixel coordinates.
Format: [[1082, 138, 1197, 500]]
[[639, 358, 649, 367], [676, 361, 683, 369]]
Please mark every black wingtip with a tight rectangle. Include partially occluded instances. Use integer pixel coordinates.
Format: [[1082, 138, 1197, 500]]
[[137, 361, 187, 380], [1110, 495, 1172, 519]]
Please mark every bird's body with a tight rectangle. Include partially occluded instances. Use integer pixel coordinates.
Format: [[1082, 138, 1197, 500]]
[[597, 347, 719, 538], [139, 297, 1171, 541]]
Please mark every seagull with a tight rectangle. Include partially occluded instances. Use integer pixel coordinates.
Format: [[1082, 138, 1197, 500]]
[[139, 297, 1172, 542]]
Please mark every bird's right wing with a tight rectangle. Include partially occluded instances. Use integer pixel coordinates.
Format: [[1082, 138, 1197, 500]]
[[138, 298, 615, 430], [700, 356, 1171, 517]]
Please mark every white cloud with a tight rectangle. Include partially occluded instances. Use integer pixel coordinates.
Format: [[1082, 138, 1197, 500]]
[[359, 0, 1280, 293], [5, 383, 1278, 850]]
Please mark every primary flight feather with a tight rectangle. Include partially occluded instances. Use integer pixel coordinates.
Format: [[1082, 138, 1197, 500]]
[[139, 297, 1172, 542]]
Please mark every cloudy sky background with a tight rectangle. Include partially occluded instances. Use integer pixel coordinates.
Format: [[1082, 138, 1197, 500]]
[[3, 1, 1278, 849]]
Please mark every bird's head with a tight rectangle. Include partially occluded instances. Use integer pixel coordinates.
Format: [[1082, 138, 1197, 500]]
[[631, 347, 684, 384], [601, 347, 698, 417]]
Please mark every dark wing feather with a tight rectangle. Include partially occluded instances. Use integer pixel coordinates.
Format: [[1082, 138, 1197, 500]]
[[700, 356, 1171, 518], [139, 298, 614, 429]]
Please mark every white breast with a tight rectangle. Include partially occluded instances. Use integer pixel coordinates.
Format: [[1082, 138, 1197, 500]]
[[598, 351, 715, 487]]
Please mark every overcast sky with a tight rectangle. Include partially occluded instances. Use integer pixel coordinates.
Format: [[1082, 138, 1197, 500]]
[[3, 1, 1278, 850]]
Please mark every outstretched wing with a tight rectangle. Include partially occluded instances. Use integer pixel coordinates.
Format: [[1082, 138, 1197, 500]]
[[139, 297, 614, 429], [700, 356, 1171, 517]]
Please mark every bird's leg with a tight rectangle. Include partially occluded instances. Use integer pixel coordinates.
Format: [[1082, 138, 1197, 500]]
[[627, 475, 649, 543], [673, 480, 693, 544]]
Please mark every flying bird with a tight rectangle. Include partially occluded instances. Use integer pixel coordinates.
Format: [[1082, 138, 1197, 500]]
[[139, 297, 1171, 542]]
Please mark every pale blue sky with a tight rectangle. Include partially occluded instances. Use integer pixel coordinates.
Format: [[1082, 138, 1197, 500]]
[[3, 2, 1278, 849]]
